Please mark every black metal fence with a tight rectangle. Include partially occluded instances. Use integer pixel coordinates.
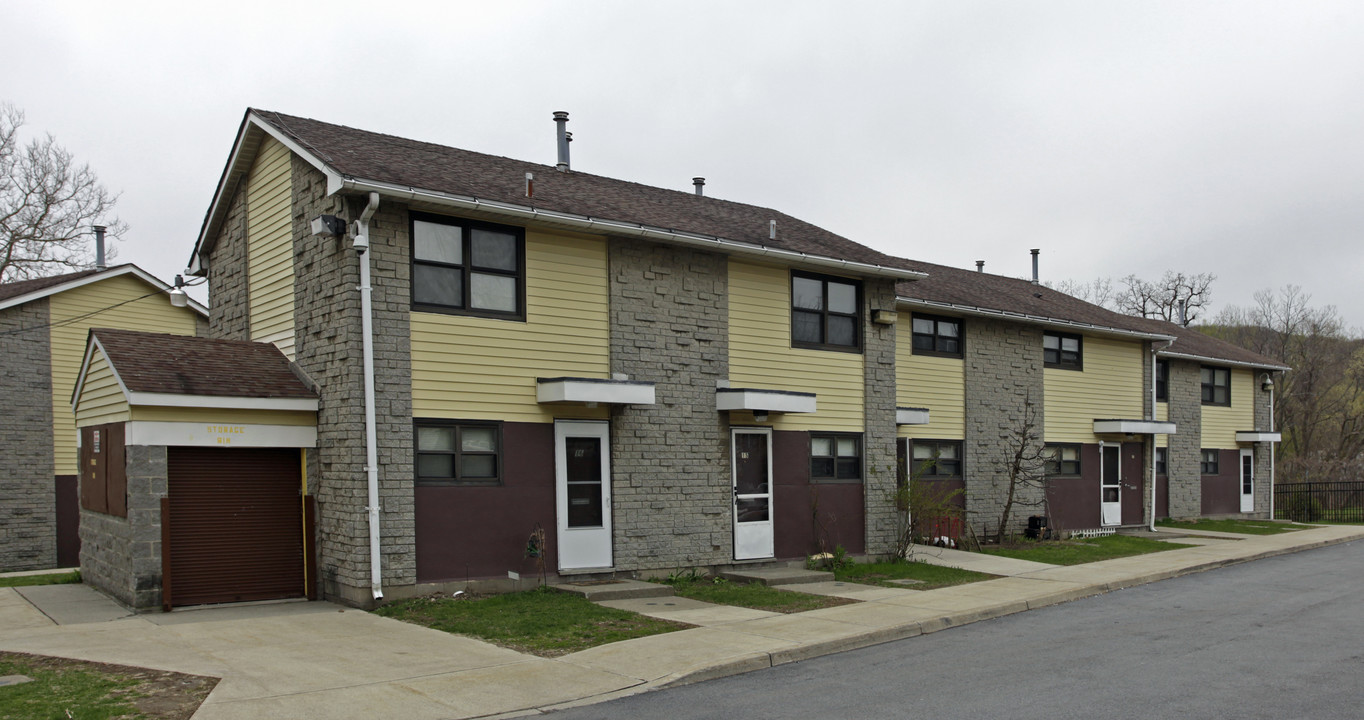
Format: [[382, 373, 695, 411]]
[[1275, 481, 1364, 523]]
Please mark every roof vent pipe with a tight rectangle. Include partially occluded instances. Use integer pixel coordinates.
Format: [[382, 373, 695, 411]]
[[94, 225, 107, 271], [693, 177, 705, 196], [553, 111, 570, 172], [769, 220, 777, 240], [976, 260, 984, 273], [1178, 299, 1188, 326], [1030, 248, 1040, 284], [525, 172, 534, 198]]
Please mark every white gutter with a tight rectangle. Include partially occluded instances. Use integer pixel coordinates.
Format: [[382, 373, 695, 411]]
[[1157, 350, 1290, 372], [1267, 374, 1276, 520], [335, 177, 926, 282], [897, 297, 1175, 342], [1148, 340, 1172, 531], [355, 192, 384, 601]]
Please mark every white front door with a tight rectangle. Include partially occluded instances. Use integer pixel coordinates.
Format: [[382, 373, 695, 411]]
[[1240, 448, 1255, 513], [732, 428, 774, 560], [1101, 444, 1122, 526], [555, 421, 612, 570]]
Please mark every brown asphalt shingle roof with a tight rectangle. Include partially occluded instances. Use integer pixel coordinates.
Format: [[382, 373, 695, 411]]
[[1136, 318, 1290, 370], [0, 269, 104, 302], [90, 329, 316, 399], [251, 110, 918, 273]]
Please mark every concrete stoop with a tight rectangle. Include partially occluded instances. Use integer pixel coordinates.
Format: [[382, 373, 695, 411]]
[[551, 578, 674, 601], [719, 567, 834, 586]]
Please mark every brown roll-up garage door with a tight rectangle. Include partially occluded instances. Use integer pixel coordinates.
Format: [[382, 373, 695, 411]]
[[166, 447, 305, 607]]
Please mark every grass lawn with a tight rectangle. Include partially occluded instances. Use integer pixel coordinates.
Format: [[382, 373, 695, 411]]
[[980, 534, 1194, 565], [373, 587, 689, 657], [833, 559, 994, 590], [0, 570, 81, 588], [0, 651, 217, 720], [1157, 518, 1313, 535], [665, 577, 856, 613]]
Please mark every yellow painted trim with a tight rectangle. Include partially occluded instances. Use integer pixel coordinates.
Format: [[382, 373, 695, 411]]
[[129, 406, 317, 426]]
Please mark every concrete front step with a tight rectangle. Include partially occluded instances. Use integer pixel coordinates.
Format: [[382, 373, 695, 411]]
[[550, 579, 674, 601], [719, 567, 834, 586]]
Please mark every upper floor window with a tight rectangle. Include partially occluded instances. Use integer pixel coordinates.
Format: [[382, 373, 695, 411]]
[[415, 419, 502, 486], [811, 433, 861, 482], [1201, 366, 1231, 406], [912, 440, 962, 478], [911, 314, 963, 358], [411, 212, 525, 319], [1155, 360, 1169, 402], [1044, 443, 1082, 476], [791, 272, 861, 352], [1044, 332, 1083, 370]]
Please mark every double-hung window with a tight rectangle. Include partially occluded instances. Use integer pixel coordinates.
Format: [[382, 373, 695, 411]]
[[792, 272, 861, 352], [1155, 447, 1168, 476], [1155, 360, 1169, 402], [412, 213, 525, 319], [911, 440, 962, 478], [415, 420, 502, 486], [1044, 444, 1081, 476], [911, 314, 962, 357], [811, 434, 861, 482], [1201, 366, 1231, 406], [1043, 332, 1082, 369], [1200, 449, 1220, 475]]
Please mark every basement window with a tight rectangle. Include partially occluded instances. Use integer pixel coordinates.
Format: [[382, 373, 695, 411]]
[[1201, 449, 1220, 476], [1044, 444, 1081, 476], [415, 420, 502, 486], [911, 439, 962, 478], [811, 434, 862, 482]]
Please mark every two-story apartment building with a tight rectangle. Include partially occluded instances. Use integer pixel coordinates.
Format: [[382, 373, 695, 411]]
[[894, 260, 1286, 535], [0, 265, 206, 572], [72, 109, 932, 609]]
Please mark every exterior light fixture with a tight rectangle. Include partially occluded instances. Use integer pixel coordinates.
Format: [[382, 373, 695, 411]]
[[310, 214, 346, 236], [168, 275, 189, 308]]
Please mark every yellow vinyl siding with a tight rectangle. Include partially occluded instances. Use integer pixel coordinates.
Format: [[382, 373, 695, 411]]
[[1156, 401, 1169, 448], [1201, 368, 1254, 447], [246, 135, 296, 359], [410, 230, 610, 423], [1044, 335, 1145, 443], [48, 274, 201, 475], [128, 407, 316, 426], [728, 260, 863, 432], [894, 314, 964, 440], [72, 352, 130, 426]]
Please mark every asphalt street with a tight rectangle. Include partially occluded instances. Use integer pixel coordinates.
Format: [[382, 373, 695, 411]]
[[547, 540, 1364, 720]]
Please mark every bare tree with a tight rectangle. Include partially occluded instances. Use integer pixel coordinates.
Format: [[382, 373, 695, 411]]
[[1047, 277, 1115, 309], [994, 394, 1049, 544], [0, 103, 125, 282], [1113, 271, 1215, 326]]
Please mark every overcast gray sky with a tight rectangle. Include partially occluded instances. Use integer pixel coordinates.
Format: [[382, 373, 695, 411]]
[[4, 1, 1361, 327]]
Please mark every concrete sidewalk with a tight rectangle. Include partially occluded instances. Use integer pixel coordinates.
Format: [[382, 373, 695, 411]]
[[1, 524, 1359, 719]]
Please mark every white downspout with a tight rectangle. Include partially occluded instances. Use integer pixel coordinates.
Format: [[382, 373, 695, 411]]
[[355, 192, 384, 601], [1268, 375, 1276, 519], [1149, 342, 1172, 531]]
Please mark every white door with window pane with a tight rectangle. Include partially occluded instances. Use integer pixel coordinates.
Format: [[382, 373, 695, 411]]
[[732, 428, 774, 560], [1101, 444, 1122, 526], [1239, 448, 1255, 513], [556, 421, 612, 570]]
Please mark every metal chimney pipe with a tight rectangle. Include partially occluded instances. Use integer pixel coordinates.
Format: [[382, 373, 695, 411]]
[[976, 260, 984, 273], [1030, 249, 1040, 284], [553, 111, 570, 172], [94, 225, 107, 270], [693, 177, 705, 196]]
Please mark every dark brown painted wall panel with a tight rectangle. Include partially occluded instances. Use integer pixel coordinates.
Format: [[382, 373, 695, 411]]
[[772, 430, 864, 559], [54, 475, 79, 567], [1201, 449, 1241, 515], [1120, 441, 1145, 526], [78, 423, 126, 517], [415, 422, 555, 582]]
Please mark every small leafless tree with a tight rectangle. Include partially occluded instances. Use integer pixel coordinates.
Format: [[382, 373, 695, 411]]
[[1114, 271, 1215, 326], [0, 103, 125, 282], [995, 395, 1050, 544]]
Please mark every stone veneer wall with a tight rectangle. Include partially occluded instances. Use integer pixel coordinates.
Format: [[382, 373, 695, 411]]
[[1165, 359, 1203, 519], [963, 319, 1045, 538], [608, 238, 731, 570], [290, 162, 415, 606], [861, 279, 898, 557], [0, 300, 56, 571], [79, 446, 168, 610], [1252, 370, 1275, 517], [207, 180, 250, 339]]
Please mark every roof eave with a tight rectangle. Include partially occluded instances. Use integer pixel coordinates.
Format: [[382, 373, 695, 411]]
[[894, 297, 1175, 341], [1157, 350, 1291, 372], [0, 265, 207, 318]]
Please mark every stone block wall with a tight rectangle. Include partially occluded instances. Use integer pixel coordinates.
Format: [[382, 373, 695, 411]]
[[207, 181, 250, 339], [862, 279, 898, 557], [1166, 359, 1203, 519], [1252, 370, 1275, 517], [80, 445, 168, 610], [963, 318, 1045, 538], [0, 301, 56, 571], [290, 163, 415, 606], [608, 238, 731, 570]]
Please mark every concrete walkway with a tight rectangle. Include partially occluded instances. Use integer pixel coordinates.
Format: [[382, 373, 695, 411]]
[[1, 524, 1360, 719]]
